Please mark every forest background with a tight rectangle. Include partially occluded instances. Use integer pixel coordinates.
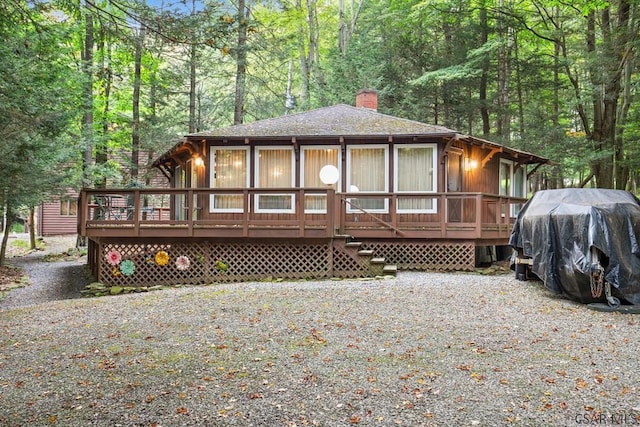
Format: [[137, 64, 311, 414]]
[[0, 0, 639, 242]]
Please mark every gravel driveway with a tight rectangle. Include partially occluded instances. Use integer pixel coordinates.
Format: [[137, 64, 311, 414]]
[[1, 237, 639, 426]]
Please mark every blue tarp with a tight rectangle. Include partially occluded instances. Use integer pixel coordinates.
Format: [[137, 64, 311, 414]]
[[509, 188, 640, 304]]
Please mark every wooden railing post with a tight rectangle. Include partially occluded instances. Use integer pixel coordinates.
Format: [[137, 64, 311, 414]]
[[187, 189, 194, 236], [298, 188, 305, 237], [440, 193, 447, 238], [475, 194, 483, 238], [133, 190, 141, 234], [326, 188, 335, 237], [78, 190, 87, 236], [243, 189, 249, 237]]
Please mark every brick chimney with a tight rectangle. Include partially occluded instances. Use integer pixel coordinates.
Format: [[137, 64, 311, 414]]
[[355, 89, 378, 111]]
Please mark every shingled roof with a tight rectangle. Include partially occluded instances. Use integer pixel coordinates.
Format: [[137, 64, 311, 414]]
[[189, 104, 456, 138], [154, 103, 548, 167]]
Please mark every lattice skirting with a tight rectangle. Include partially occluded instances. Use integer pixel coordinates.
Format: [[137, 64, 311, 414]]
[[89, 238, 476, 287], [360, 240, 476, 271], [92, 239, 337, 287]]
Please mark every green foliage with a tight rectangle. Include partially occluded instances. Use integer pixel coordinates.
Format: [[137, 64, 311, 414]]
[[1, 0, 638, 211], [0, 1, 81, 218]]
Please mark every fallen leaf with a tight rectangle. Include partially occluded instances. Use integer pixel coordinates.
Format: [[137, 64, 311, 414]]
[[176, 407, 189, 415]]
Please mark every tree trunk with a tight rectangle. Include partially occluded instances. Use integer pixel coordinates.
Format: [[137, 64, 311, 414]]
[[495, 0, 511, 142], [338, 0, 346, 53], [587, 2, 633, 189], [233, 0, 248, 125], [29, 207, 36, 250], [0, 194, 10, 267], [478, 0, 490, 137], [96, 26, 111, 189], [188, 43, 197, 132], [132, 26, 145, 184], [81, 4, 94, 188]]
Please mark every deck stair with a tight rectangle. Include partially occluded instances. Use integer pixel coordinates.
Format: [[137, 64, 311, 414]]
[[334, 235, 397, 278]]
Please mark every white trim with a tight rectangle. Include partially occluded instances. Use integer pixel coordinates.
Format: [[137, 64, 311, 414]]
[[394, 144, 438, 214], [209, 146, 250, 213], [346, 145, 389, 213], [301, 146, 341, 214], [254, 146, 295, 213]]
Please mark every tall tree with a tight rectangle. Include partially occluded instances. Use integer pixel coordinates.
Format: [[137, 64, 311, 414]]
[[81, 0, 95, 187], [234, 0, 249, 124]]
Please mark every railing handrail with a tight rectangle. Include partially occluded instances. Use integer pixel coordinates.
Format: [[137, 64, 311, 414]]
[[340, 196, 405, 236]]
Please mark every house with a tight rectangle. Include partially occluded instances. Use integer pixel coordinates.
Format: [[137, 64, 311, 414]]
[[78, 90, 548, 286], [37, 192, 79, 236]]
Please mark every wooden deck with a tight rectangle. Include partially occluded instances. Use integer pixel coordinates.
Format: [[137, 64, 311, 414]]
[[78, 188, 523, 245]]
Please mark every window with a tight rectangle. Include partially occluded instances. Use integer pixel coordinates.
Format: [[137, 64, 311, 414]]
[[60, 198, 77, 216], [499, 160, 511, 197], [255, 147, 294, 212], [394, 144, 437, 213], [301, 147, 340, 213], [500, 159, 527, 217], [210, 147, 249, 212], [347, 145, 388, 212], [174, 165, 186, 220]]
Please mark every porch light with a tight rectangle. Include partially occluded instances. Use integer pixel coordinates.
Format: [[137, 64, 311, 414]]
[[464, 157, 478, 171], [194, 156, 205, 168], [319, 164, 339, 185]]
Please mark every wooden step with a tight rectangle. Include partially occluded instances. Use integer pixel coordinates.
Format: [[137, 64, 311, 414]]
[[358, 249, 374, 256], [382, 264, 398, 276]]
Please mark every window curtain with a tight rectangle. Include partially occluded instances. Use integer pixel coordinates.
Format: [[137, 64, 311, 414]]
[[349, 147, 385, 210], [303, 148, 338, 211], [213, 149, 247, 210], [257, 148, 293, 210], [397, 147, 434, 211]]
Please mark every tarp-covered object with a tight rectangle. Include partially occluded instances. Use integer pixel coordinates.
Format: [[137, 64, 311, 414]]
[[509, 188, 640, 305]]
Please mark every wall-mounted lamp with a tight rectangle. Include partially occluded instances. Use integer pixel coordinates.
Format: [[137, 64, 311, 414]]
[[464, 157, 478, 171], [194, 156, 205, 168], [319, 164, 339, 186]]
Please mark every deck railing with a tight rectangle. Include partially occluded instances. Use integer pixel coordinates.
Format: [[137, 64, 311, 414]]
[[78, 188, 525, 243]]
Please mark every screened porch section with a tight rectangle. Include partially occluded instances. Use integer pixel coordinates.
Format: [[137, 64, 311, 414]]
[[207, 144, 438, 213]]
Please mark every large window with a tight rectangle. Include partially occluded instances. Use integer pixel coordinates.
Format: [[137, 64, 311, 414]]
[[347, 146, 388, 212], [255, 147, 294, 212], [394, 144, 437, 213], [301, 147, 340, 213], [210, 147, 249, 212]]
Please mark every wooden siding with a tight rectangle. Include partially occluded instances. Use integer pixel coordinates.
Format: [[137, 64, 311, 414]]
[[38, 199, 78, 236]]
